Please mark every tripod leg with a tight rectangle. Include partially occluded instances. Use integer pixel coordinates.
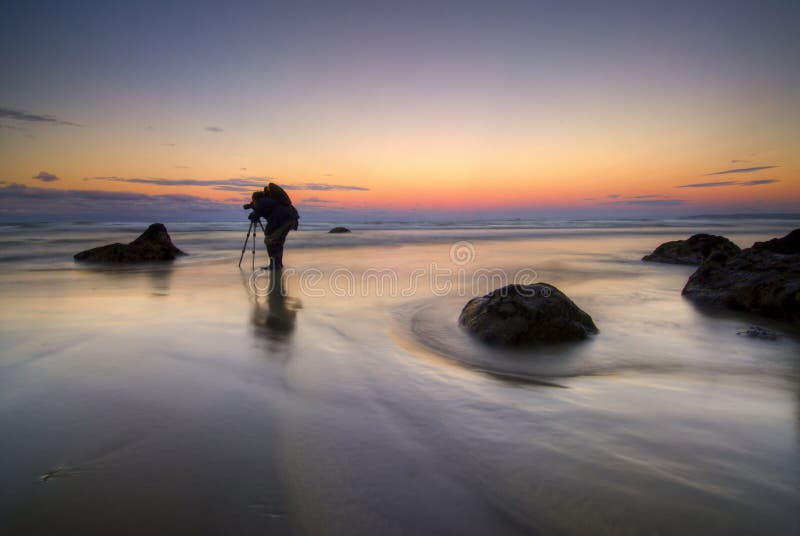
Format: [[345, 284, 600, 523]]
[[252, 223, 257, 270], [238, 222, 254, 267]]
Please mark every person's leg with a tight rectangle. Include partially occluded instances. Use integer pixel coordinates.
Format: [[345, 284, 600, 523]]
[[265, 226, 291, 269], [267, 240, 284, 269], [264, 220, 296, 269]]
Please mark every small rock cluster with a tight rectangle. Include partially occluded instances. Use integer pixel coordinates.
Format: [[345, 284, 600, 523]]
[[644, 229, 799, 322]]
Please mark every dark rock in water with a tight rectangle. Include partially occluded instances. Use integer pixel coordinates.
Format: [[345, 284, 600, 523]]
[[682, 229, 800, 322], [751, 228, 800, 255], [736, 326, 779, 340], [459, 283, 598, 345], [328, 227, 351, 234], [642, 234, 741, 265], [74, 223, 186, 263]]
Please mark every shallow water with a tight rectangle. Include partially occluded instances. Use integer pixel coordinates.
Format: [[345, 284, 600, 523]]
[[1, 220, 798, 534]]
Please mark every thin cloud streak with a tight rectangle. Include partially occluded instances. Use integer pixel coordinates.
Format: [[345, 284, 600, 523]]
[[0, 183, 233, 218], [707, 165, 778, 175], [615, 199, 684, 206], [212, 185, 255, 192], [739, 179, 780, 186], [302, 196, 335, 204], [33, 171, 60, 182], [290, 182, 369, 192], [88, 176, 267, 187], [677, 181, 739, 188], [0, 106, 81, 126], [87, 176, 370, 191], [677, 179, 780, 188]]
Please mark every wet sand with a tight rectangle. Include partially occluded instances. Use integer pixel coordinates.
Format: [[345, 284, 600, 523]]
[[1, 226, 798, 534]]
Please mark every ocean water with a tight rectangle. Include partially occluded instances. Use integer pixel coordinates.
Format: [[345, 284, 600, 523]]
[[0, 217, 798, 534]]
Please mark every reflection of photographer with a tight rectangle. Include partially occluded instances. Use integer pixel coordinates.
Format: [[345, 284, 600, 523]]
[[251, 271, 300, 343], [246, 183, 299, 270]]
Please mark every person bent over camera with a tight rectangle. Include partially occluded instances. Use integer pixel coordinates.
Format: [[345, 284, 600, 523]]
[[247, 183, 299, 270]]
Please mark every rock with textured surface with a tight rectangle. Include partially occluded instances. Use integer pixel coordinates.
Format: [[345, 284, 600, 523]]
[[74, 223, 186, 263], [751, 228, 800, 255], [682, 229, 800, 322], [459, 283, 598, 345], [642, 234, 741, 265], [328, 227, 351, 234]]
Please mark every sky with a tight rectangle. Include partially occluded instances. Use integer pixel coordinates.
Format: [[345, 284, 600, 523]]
[[0, 0, 798, 221]]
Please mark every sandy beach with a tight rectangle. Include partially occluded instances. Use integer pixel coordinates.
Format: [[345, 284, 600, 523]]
[[0, 219, 798, 534]]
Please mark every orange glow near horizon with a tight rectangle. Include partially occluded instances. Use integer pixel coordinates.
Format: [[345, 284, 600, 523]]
[[2, 109, 797, 214], [10, 165, 794, 214]]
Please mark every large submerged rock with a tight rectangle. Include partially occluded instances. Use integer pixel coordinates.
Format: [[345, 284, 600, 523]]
[[642, 234, 741, 265], [682, 229, 800, 322], [328, 226, 351, 234], [74, 223, 186, 263], [459, 283, 598, 345]]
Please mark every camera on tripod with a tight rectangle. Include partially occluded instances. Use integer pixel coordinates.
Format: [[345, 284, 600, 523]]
[[242, 190, 267, 210]]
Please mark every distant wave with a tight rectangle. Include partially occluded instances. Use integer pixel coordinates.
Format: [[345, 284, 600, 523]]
[[1, 215, 798, 233], [0, 216, 797, 270]]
